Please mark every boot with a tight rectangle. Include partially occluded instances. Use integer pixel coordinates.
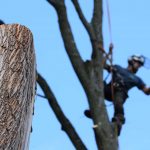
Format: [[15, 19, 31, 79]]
[[84, 110, 92, 119], [112, 115, 125, 136]]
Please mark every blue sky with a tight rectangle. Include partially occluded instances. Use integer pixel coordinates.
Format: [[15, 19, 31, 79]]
[[1, 0, 150, 150]]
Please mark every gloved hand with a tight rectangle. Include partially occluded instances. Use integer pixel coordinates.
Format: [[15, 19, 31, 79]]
[[142, 86, 150, 95]]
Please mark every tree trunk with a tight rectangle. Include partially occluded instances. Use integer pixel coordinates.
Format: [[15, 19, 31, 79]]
[[0, 24, 36, 150], [47, 1, 118, 149]]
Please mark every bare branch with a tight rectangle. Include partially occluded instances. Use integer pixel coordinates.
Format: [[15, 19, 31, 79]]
[[46, 1, 118, 149], [47, 0, 64, 7], [47, 0, 91, 90], [37, 73, 87, 150], [90, 0, 104, 61], [71, 0, 97, 44], [91, 0, 103, 43], [90, 0, 104, 82], [36, 93, 46, 99]]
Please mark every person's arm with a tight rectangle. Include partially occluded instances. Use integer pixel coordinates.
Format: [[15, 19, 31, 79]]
[[141, 86, 150, 95], [136, 77, 150, 95]]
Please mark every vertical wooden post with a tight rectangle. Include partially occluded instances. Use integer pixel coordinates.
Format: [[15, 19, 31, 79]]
[[0, 24, 36, 150]]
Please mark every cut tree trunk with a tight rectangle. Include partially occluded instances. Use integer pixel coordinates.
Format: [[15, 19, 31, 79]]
[[0, 24, 36, 150]]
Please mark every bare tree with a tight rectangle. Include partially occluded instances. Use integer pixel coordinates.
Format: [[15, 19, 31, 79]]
[[0, 24, 36, 149], [37, 0, 118, 150]]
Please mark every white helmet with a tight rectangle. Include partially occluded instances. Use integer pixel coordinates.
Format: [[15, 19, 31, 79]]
[[128, 55, 145, 66]]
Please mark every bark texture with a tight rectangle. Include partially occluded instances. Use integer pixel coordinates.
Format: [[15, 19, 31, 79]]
[[0, 24, 36, 150]]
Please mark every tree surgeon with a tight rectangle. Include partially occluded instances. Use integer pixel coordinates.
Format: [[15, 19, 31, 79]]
[[85, 47, 150, 136]]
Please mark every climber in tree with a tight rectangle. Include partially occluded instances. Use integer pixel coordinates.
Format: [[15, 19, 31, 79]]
[[85, 45, 150, 136]]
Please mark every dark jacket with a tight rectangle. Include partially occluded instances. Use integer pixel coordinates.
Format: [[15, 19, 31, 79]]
[[104, 65, 145, 101]]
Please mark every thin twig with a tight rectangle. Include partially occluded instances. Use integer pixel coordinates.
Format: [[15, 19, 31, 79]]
[[36, 93, 46, 99]]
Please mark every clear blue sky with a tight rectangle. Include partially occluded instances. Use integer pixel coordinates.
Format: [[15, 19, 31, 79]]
[[1, 0, 150, 150]]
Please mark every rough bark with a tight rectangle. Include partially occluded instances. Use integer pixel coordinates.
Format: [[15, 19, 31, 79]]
[[90, 1, 118, 150], [46, 0, 118, 150], [0, 24, 36, 150]]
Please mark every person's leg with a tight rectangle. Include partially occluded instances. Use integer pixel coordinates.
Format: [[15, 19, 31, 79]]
[[112, 91, 126, 135], [104, 82, 112, 101], [84, 109, 91, 118]]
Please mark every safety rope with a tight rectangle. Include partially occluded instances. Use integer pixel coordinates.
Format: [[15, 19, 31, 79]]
[[103, 1, 121, 137], [106, 0, 113, 44], [106, 0, 115, 102], [109, 46, 115, 102], [98, 44, 114, 101], [98, 0, 115, 101]]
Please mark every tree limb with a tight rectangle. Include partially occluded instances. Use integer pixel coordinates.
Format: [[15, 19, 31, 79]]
[[90, 0, 104, 87], [46, 1, 118, 149], [89, 1, 119, 149], [46, 1, 104, 125], [71, 0, 97, 51], [91, 0, 103, 43], [37, 73, 87, 150], [47, 0, 64, 7], [47, 0, 92, 91]]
